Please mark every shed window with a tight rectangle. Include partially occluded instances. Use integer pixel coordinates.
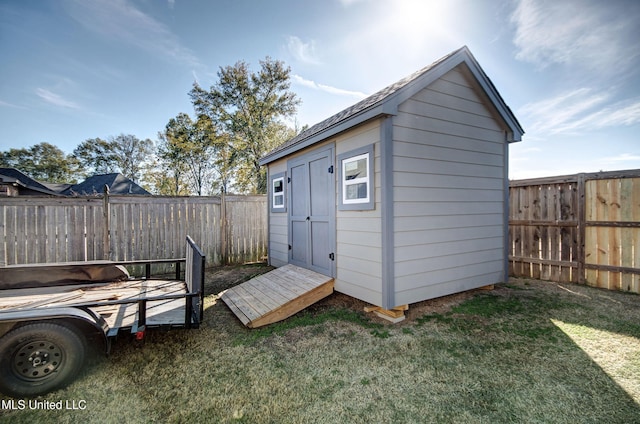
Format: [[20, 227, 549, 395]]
[[270, 173, 286, 212], [343, 153, 369, 203], [338, 144, 374, 210]]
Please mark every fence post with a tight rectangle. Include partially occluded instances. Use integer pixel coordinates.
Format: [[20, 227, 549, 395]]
[[103, 185, 111, 260], [576, 173, 586, 284], [220, 193, 227, 265]]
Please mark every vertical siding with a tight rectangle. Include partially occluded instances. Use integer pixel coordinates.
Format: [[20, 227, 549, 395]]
[[267, 160, 289, 267], [335, 120, 383, 306], [392, 67, 508, 305]]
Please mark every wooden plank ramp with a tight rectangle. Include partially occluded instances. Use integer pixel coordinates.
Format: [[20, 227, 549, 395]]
[[220, 264, 334, 328]]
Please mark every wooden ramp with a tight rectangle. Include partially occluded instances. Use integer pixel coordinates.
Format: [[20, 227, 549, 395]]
[[220, 264, 334, 328]]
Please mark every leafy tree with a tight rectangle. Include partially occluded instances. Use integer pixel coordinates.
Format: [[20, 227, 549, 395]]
[[189, 57, 300, 193], [156, 129, 189, 196], [211, 131, 234, 194], [73, 134, 154, 183], [158, 113, 221, 196], [0, 142, 80, 183], [112, 134, 154, 184], [144, 157, 189, 196], [73, 138, 117, 175]]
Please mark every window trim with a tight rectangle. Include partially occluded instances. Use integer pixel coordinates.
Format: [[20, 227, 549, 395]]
[[270, 172, 286, 213], [342, 153, 370, 204], [337, 144, 375, 211]]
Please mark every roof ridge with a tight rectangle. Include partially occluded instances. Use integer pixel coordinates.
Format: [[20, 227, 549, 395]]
[[263, 47, 467, 160]]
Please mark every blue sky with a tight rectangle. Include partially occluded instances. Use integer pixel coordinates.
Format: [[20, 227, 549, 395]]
[[1, 0, 639, 179]]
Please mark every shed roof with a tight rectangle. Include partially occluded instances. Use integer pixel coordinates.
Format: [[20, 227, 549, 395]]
[[260, 46, 523, 165]]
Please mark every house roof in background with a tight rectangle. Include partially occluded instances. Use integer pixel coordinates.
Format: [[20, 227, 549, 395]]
[[260, 46, 524, 165], [64, 173, 151, 196], [0, 167, 62, 196], [0, 168, 151, 196], [40, 182, 73, 193]]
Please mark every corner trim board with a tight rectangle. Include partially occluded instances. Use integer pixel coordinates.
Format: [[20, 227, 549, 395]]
[[380, 116, 395, 309], [502, 138, 509, 283]]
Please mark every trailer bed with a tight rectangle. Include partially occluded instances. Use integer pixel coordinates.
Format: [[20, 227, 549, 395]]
[[0, 236, 206, 398], [0, 279, 190, 329], [89, 280, 188, 328]]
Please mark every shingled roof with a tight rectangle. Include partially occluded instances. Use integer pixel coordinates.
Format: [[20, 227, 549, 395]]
[[260, 46, 523, 165], [63, 173, 150, 196], [0, 168, 151, 196], [0, 168, 61, 196]]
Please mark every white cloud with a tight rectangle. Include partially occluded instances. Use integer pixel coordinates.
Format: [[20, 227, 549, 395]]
[[519, 89, 640, 136], [36, 88, 80, 109], [286, 36, 321, 65], [577, 100, 640, 129], [63, 0, 200, 67], [337, 0, 369, 6], [0, 99, 26, 109], [510, 0, 640, 74], [519, 88, 606, 134], [292, 74, 368, 99]]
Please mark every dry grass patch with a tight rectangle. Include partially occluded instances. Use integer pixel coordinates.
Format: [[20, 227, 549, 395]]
[[2, 267, 640, 423]]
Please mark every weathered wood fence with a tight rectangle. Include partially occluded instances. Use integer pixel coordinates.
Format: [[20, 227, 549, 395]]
[[4, 172, 639, 293], [0, 194, 267, 268], [509, 169, 640, 293]]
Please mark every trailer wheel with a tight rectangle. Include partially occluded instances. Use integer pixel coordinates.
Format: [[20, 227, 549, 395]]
[[0, 322, 86, 398]]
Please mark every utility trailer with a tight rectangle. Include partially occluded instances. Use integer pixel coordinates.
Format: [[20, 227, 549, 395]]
[[0, 236, 205, 398]]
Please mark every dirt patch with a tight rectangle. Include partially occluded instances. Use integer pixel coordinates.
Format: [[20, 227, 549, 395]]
[[306, 289, 481, 325], [205, 263, 274, 295], [205, 264, 498, 326], [206, 264, 640, 329], [402, 290, 477, 321]]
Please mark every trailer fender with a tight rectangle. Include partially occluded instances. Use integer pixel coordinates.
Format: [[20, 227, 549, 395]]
[[0, 307, 110, 353]]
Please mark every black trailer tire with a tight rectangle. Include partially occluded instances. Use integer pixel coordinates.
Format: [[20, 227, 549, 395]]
[[0, 322, 86, 398]]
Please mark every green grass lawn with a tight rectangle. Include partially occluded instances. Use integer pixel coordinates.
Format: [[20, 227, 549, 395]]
[[2, 266, 639, 423]]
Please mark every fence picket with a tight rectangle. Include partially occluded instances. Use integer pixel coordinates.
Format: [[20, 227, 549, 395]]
[[0, 195, 266, 268], [510, 170, 640, 294]]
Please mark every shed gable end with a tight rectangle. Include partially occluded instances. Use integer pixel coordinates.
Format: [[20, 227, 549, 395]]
[[391, 67, 508, 306]]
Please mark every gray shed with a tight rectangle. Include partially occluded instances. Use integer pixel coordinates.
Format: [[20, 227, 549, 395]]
[[259, 46, 524, 311]]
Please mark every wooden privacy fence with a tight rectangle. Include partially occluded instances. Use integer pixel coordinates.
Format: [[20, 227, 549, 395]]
[[0, 194, 267, 268], [509, 169, 640, 293]]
